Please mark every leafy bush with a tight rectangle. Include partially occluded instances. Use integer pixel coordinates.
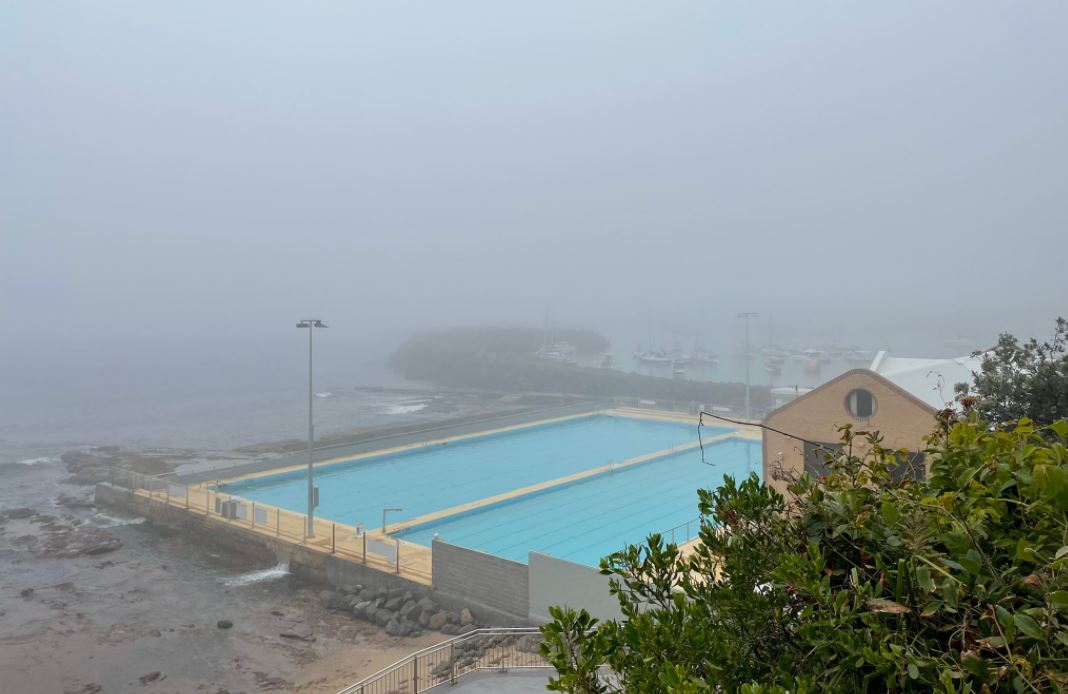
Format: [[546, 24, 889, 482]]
[[959, 317, 1068, 428], [541, 416, 1068, 692]]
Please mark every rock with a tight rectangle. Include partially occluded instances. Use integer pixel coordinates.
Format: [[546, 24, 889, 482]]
[[216, 620, 233, 629], [384, 596, 403, 611], [428, 610, 447, 631], [374, 609, 393, 627], [387, 587, 406, 601], [139, 671, 163, 685], [418, 611, 431, 628], [37, 527, 120, 558], [399, 600, 417, 619], [1, 507, 35, 520], [20, 588, 34, 598], [441, 623, 460, 635], [359, 587, 375, 601], [446, 611, 460, 625], [352, 600, 372, 618], [56, 493, 95, 509], [459, 608, 474, 626], [385, 618, 403, 636], [457, 624, 476, 635], [279, 629, 316, 642]]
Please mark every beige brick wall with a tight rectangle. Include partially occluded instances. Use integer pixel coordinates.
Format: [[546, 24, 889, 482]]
[[762, 370, 938, 497]]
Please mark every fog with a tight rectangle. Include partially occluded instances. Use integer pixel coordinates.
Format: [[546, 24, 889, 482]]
[[3, 1, 1066, 409]]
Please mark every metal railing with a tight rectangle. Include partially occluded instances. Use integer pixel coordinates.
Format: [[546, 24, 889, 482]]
[[110, 469, 432, 583], [337, 627, 548, 694], [663, 516, 703, 546]]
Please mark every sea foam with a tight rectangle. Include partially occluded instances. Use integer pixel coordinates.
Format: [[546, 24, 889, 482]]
[[223, 562, 291, 587]]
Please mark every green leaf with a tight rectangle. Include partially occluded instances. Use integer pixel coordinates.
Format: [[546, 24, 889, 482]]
[[1050, 591, 1068, 609], [916, 567, 934, 592], [1015, 613, 1044, 641], [908, 663, 919, 680]]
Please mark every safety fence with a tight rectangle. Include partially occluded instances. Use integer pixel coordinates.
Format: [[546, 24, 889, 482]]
[[663, 516, 704, 547], [111, 469, 432, 583], [336, 627, 549, 694]]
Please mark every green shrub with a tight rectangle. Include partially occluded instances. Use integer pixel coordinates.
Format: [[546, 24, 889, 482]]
[[541, 416, 1068, 692]]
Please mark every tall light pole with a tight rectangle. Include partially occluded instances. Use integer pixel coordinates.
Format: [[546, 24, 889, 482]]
[[737, 312, 759, 420], [296, 319, 328, 538]]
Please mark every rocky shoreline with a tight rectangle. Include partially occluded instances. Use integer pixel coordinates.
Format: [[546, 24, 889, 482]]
[[318, 585, 483, 638], [0, 399, 549, 692]]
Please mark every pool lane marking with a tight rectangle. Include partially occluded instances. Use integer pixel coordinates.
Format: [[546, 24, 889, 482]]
[[381, 430, 748, 537], [211, 409, 611, 487], [210, 407, 719, 488]]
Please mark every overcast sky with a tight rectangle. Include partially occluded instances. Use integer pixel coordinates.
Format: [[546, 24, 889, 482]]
[[2, 2, 1066, 400]]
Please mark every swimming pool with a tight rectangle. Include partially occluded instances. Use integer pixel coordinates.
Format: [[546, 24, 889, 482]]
[[221, 414, 725, 530], [396, 438, 761, 566]]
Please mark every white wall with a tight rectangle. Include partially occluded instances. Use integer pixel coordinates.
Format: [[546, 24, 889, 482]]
[[528, 552, 623, 624]]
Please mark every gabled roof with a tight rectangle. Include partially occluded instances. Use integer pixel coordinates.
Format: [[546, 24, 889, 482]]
[[765, 368, 939, 422], [869, 351, 983, 410]]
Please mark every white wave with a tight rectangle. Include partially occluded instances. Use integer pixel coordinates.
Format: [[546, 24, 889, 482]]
[[15, 456, 56, 466], [315, 392, 332, 398], [223, 562, 290, 587], [386, 402, 428, 415], [92, 511, 147, 527]]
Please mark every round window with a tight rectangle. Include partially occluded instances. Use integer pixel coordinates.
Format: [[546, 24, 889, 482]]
[[845, 388, 877, 419]]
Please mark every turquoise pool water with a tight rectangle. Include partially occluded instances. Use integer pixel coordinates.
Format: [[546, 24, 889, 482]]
[[396, 438, 761, 566], [221, 414, 723, 530]]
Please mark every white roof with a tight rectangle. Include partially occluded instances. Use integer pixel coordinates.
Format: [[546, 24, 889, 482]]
[[869, 350, 984, 410]]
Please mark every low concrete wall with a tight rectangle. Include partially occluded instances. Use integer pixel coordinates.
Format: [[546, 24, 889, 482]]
[[95, 483, 530, 625], [433, 539, 530, 624], [528, 552, 622, 624], [178, 400, 611, 485]]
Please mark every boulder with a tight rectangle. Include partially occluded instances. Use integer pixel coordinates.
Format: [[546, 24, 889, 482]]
[[427, 610, 447, 631], [418, 611, 431, 628], [459, 608, 474, 626], [457, 623, 476, 635], [37, 527, 121, 558], [374, 609, 394, 627], [441, 623, 460, 635], [399, 600, 417, 619], [359, 587, 375, 601], [216, 619, 233, 629], [446, 611, 460, 625], [352, 601, 373, 619], [385, 618, 403, 637], [387, 587, 406, 601], [384, 597, 403, 611]]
